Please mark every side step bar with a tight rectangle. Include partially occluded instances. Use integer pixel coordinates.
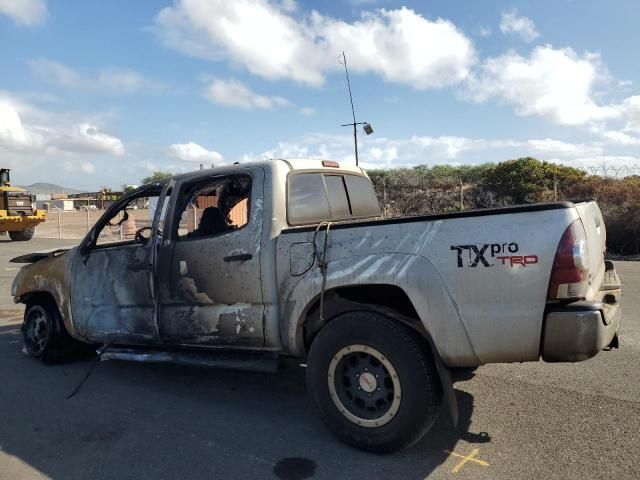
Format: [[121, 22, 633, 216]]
[[101, 347, 280, 374]]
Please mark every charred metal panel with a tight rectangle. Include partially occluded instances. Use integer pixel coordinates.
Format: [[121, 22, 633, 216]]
[[12, 247, 80, 340], [70, 244, 157, 342], [156, 168, 266, 347]]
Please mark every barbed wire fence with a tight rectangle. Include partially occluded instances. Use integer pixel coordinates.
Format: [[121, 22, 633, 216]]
[[369, 163, 640, 254], [580, 165, 640, 178]]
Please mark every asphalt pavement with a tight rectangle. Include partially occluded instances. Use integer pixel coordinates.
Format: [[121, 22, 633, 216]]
[[0, 237, 638, 480]]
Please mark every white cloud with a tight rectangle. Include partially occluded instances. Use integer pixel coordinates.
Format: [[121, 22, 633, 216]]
[[0, 0, 46, 26], [599, 130, 640, 146], [203, 78, 291, 110], [29, 58, 164, 94], [314, 8, 475, 89], [299, 107, 316, 116], [51, 123, 125, 156], [245, 133, 511, 168], [97, 69, 156, 93], [168, 142, 223, 164], [622, 95, 640, 132], [466, 46, 620, 126], [0, 93, 125, 157], [29, 59, 80, 88], [277, 0, 297, 12], [0, 101, 32, 148], [500, 9, 539, 42], [477, 26, 492, 37], [81, 162, 97, 174], [153, 1, 475, 89], [527, 138, 604, 156], [240, 132, 634, 171]]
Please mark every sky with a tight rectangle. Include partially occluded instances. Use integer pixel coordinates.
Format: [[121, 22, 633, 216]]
[[0, 0, 639, 190]]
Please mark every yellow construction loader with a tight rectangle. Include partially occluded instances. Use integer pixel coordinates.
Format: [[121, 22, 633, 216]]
[[0, 169, 46, 241]]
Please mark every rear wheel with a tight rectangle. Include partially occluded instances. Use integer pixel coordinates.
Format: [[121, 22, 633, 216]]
[[10, 227, 35, 241], [22, 299, 86, 363], [306, 311, 441, 453]]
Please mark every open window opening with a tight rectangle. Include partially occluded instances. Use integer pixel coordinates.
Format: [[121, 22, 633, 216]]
[[175, 174, 251, 240], [92, 184, 168, 247]]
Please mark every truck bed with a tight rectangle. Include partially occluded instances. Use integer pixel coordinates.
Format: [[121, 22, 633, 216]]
[[277, 200, 601, 366]]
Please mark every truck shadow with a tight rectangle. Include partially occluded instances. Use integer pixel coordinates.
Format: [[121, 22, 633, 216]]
[[0, 327, 489, 480]]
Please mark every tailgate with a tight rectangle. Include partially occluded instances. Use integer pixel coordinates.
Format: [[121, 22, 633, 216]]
[[574, 201, 607, 291]]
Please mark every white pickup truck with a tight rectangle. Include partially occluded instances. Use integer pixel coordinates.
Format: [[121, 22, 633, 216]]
[[11, 159, 622, 453]]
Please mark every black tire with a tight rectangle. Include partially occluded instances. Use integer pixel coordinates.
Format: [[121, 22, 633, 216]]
[[22, 299, 86, 364], [10, 227, 35, 241], [306, 311, 441, 453]]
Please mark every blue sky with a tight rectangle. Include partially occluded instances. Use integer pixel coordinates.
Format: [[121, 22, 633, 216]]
[[0, 0, 639, 189]]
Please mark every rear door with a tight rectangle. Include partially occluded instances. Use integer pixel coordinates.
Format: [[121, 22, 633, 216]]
[[155, 169, 265, 347]]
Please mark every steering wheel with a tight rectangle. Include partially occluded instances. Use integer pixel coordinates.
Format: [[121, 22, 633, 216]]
[[134, 226, 153, 243]]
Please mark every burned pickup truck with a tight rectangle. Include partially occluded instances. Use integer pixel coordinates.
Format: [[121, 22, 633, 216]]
[[11, 159, 622, 452]]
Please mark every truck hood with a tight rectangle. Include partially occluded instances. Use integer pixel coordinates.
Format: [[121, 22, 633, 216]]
[[10, 246, 74, 264]]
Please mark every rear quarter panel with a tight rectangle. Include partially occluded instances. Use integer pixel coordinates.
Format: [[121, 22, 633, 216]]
[[278, 206, 579, 365]]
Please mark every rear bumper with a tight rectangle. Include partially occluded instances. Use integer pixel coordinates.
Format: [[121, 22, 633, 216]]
[[541, 300, 621, 362]]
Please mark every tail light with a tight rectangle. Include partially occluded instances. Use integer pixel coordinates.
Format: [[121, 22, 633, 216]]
[[322, 160, 340, 168], [547, 219, 590, 300]]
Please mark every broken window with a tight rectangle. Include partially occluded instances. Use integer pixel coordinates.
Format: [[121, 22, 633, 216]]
[[92, 185, 167, 247], [175, 174, 251, 240]]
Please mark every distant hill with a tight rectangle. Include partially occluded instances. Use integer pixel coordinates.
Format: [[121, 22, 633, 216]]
[[18, 183, 85, 195]]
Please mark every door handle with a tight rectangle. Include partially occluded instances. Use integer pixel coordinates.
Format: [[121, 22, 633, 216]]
[[223, 253, 253, 262]]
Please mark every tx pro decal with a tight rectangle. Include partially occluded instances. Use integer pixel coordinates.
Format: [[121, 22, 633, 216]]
[[450, 243, 538, 268]]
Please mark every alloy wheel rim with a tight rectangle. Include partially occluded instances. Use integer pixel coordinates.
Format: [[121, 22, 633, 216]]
[[24, 308, 49, 354], [327, 344, 401, 428]]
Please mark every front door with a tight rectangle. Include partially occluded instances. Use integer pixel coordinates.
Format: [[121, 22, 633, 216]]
[[70, 184, 168, 343], [156, 170, 265, 347]]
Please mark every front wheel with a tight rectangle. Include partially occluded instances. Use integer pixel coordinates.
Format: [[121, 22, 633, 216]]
[[306, 311, 441, 453], [10, 227, 35, 241], [22, 300, 86, 363]]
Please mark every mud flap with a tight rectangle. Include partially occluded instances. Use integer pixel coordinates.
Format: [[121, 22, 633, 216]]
[[434, 355, 458, 426], [425, 336, 458, 426]]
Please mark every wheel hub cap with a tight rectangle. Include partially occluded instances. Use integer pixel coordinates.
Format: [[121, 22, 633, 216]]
[[358, 372, 377, 393]]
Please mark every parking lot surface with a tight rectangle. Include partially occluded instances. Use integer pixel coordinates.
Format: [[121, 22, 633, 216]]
[[0, 238, 638, 479]]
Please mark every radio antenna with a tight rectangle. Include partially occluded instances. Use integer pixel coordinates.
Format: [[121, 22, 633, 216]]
[[339, 51, 373, 166]]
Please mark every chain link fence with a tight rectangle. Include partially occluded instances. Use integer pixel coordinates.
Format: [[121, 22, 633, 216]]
[[30, 163, 640, 255], [33, 208, 153, 241], [372, 174, 517, 217]]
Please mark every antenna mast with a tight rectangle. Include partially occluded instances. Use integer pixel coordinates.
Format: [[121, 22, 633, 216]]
[[339, 51, 373, 166]]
